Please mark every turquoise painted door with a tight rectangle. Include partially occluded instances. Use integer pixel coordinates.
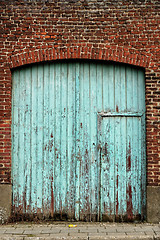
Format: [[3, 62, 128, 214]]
[[98, 114, 146, 221], [12, 61, 146, 221]]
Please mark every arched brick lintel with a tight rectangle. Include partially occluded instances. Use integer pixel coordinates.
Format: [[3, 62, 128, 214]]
[[8, 46, 150, 69]]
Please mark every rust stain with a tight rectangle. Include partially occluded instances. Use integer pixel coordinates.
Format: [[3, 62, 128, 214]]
[[23, 192, 26, 214], [116, 105, 119, 112], [23, 175, 27, 213], [51, 133, 53, 138], [127, 184, 133, 220], [116, 193, 119, 217], [51, 179, 54, 217], [127, 142, 131, 171], [127, 155, 131, 170], [80, 122, 83, 128]]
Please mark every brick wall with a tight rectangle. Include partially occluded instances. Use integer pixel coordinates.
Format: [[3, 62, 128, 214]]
[[0, 0, 160, 185]]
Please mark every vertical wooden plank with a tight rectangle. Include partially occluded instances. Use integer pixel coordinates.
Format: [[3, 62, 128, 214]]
[[102, 64, 109, 112], [79, 62, 91, 221], [126, 66, 133, 220], [141, 113, 146, 219], [100, 117, 110, 220], [23, 68, 27, 213], [67, 63, 76, 219], [79, 62, 84, 220], [61, 63, 68, 216], [119, 67, 127, 218], [126, 117, 133, 220], [139, 70, 146, 219], [114, 117, 121, 220], [96, 64, 103, 220], [12, 70, 20, 211], [138, 70, 145, 113], [31, 65, 38, 213], [100, 116, 115, 221], [80, 63, 85, 220], [54, 63, 61, 215], [119, 117, 127, 217], [96, 64, 103, 112], [36, 65, 44, 212], [24, 68, 32, 213], [108, 65, 114, 112], [137, 117, 141, 216], [90, 63, 98, 220], [115, 65, 121, 113], [82, 63, 90, 221], [49, 63, 55, 217], [75, 63, 80, 220], [126, 66, 133, 112], [66, 62, 71, 218], [59, 63, 63, 217], [114, 66, 121, 219], [43, 64, 50, 215], [140, 70, 146, 218], [132, 69, 138, 113], [120, 66, 126, 112], [108, 117, 115, 219], [18, 68, 25, 212], [101, 64, 109, 220], [132, 117, 139, 216], [137, 70, 141, 217], [141, 114, 146, 219], [97, 114, 102, 221], [131, 115, 135, 218], [132, 69, 138, 216]]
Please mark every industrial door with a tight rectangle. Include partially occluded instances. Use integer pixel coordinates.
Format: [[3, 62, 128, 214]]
[[12, 61, 146, 221]]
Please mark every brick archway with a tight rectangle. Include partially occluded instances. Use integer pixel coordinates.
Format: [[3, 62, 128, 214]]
[[8, 45, 150, 69]]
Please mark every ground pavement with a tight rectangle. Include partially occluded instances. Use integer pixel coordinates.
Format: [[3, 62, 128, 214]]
[[0, 222, 159, 240]]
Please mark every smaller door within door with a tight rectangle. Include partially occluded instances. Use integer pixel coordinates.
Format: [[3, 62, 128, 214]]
[[98, 114, 146, 221]]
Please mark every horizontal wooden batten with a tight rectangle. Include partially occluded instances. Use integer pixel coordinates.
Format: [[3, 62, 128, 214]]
[[98, 112, 144, 117]]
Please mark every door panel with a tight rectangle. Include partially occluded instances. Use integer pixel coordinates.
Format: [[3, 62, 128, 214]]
[[12, 61, 145, 221], [98, 115, 145, 221]]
